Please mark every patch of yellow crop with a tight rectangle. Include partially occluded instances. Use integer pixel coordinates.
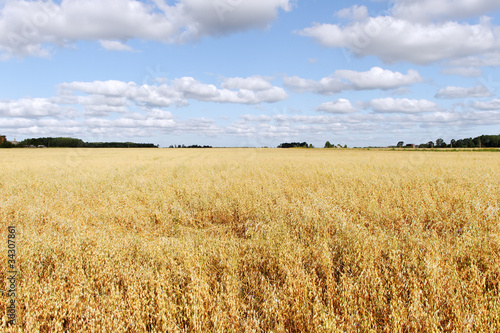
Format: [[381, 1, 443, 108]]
[[0, 148, 499, 332]]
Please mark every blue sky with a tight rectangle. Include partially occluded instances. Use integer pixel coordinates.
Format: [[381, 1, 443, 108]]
[[1, 0, 500, 147]]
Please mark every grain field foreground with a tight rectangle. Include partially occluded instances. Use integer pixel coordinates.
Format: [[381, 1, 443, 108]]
[[1, 148, 499, 332]]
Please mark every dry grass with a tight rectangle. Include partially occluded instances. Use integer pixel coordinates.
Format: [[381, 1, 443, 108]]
[[1, 148, 499, 332]]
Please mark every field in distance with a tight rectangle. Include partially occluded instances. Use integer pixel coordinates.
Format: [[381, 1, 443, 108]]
[[0, 148, 499, 332]]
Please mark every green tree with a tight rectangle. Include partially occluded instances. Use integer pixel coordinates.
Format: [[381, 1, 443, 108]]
[[0, 141, 13, 148], [397, 141, 404, 148], [324, 141, 332, 148], [436, 138, 446, 148]]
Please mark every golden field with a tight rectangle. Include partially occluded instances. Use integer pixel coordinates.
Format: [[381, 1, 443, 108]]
[[0, 148, 499, 332]]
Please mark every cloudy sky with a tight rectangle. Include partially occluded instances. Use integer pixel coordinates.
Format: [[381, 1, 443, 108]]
[[1, 0, 500, 147]]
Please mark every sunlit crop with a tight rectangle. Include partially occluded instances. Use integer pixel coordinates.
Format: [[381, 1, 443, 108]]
[[1, 148, 499, 332]]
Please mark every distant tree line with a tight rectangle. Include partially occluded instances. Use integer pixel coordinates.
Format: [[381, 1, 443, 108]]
[[397, 134, 500, 149], [85, 142, 158, 148], [168, 144, 212, 148], [324, 141, 347, 148], [277, 142, 314, 148], [0, 141, 14, 148], [17, 137, 158, 148]]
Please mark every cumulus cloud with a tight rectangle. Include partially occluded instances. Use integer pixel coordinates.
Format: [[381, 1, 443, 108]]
[[221, 76, 273, 91], [283, 75, 347, 95], [392, 0, 500, 22], [298, 13, 500, 64], [334, 67, 423, 90], [316, 99, 357, 114], [471, 99, 500, 110], [57, 76, 287, 109], [336, 5, 369, 21], [175, 0, 293, 37], [0, 0, 293, 59], [83, 105, 129, 117], [284, 67, 423, 94], [435, 85, 493, 99], [85, 117, 176, 129], [0, 76, 283, 126], [55, 94, 130, 115], [446, 51, 500, 68], [0, 98, 73, 118], [146, 109, 174, 119], [240, 114, 272, 122], [58, 80, 138, 97], [170, 77, 287, 104], [99, 40, 136, 52], [440, 67, 483, 77], [369, 98, 442, 113]]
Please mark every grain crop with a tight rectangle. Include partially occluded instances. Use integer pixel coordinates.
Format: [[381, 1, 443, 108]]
[[0, 148, 499, 332]]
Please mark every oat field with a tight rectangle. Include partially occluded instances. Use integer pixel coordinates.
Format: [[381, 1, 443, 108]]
[[1, 148, 499, 332]]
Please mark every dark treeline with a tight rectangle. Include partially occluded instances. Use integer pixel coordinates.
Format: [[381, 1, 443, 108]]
[[86, 142, 158, 148], [450, 135, 500, 148], [398, 134, 500, 148], [168, 144, 212, 148], [19, 137, 158, 148], [278, 142, 313, 148]]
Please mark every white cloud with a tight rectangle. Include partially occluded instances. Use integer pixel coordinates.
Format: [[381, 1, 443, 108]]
[[146, 109, 174, 119], [440, 67, 483, 77], [221, 76, 273, 91], [369, 98, 442, 113], [284, 67, 423, 94], [283, 75, 347, 95], [240, 114, 272, 122], [0, 0, 293, 59], [176, 0, 292, 37], [435, 85, 493, 99], [392, 0, 500, 22], [334, 67, 423, 90], [173, 77, 220, 101], [133, 85, 187, 107], [298, 15, 500, 64], [253, 87, 289, 103], [0, 98, 72, 118], [85, 117, 176, 129], [58, 76, 287, 108], [471, 98, 500, 110], [99, 40, 135, 52], [83, 105, 128, 117], [58, 80, 138, 97], [172, 76, 287, 104], [446, 51, 500, 68], [316, 99, 357, 114], [336, 5, 369, 21]]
